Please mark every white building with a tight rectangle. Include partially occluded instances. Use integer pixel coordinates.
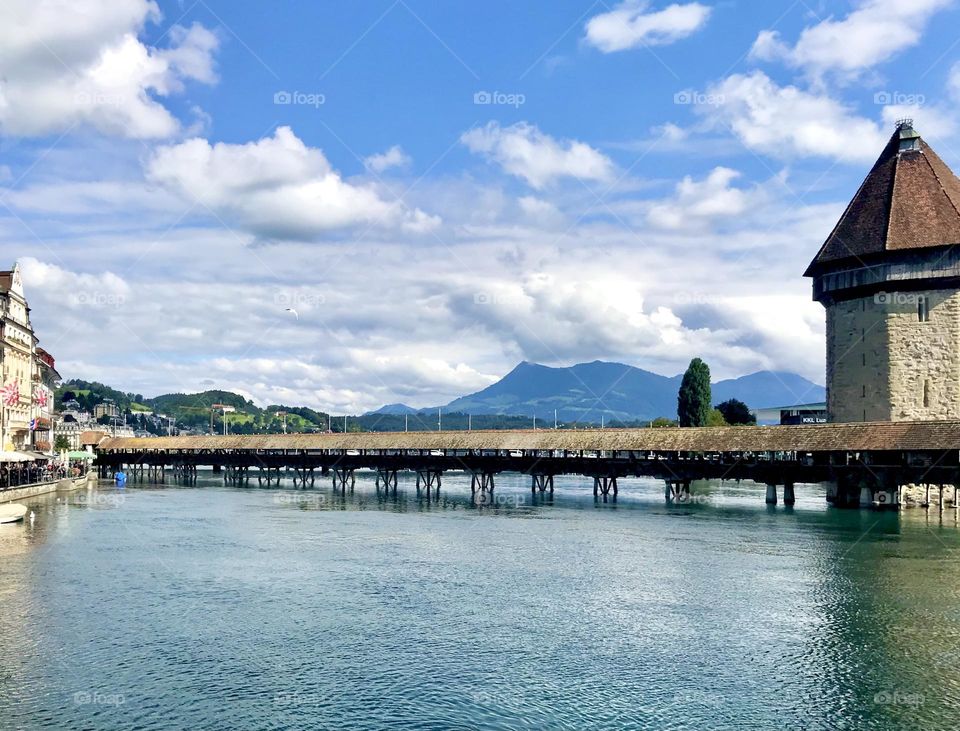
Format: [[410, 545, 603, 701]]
[[0, 263, 60, 453]]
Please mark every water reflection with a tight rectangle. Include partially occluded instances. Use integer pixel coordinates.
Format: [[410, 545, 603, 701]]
[[2, 474, 960, 730]]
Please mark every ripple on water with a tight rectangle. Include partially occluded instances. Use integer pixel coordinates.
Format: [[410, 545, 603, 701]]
[[1, 476, 960, 730]]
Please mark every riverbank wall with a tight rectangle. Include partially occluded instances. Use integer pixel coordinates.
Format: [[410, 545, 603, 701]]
[[0, 472, 96, 504]]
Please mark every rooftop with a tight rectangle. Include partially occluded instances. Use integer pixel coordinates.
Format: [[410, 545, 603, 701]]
[[99, 420, 960, 453], [805, 121, 960, 275]]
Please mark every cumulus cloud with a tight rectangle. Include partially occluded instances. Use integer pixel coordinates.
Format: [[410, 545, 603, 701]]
[[12, 170, 833, 413], [647, 167, 764, 231], [364, 145, 412, 173], [585, 1, 711, 52], [950, 62, 960, 100], [0, 0, 219, 138], [701, 71, 887, 162], [19, 257, 130, 311], [880, 104, 956, 140], [145, 127, 440, 240], [750, 0, 953, 81], [461, 122, 615, 189]]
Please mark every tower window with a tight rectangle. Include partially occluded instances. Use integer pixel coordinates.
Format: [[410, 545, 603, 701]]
[[862, 385, 866, 398], [924, 380, 930, 408], [862, 353, 866, 366], [918, 297, 930, 322]]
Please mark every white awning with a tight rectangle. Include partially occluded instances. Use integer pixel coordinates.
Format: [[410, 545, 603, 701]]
[[0, 451, 34, 462]]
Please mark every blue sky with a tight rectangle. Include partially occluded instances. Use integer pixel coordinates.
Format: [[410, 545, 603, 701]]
[[3, 0, 960, 413]]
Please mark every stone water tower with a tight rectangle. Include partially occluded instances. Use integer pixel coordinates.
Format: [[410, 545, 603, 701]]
[[806, 120, 960, 422]]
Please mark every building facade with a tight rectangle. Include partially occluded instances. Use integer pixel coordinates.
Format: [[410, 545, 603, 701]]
[[807, 121, 960, 422], [0, 263, 60, 452]]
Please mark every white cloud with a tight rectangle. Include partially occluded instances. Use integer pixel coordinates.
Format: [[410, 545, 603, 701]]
[[750, 0, 953, 80], [461, 122, 615, 189], [585, 1, 711, 53], [950, 62, 960, 100], [19, 257, 130, 311], [0, 0, 218, 138], [11, 174, 833, 413], [880, 104, 956, 139], [702, 71, 887, 162], [146, 127, 440, 240], [518, 196, 561, 218], [647, 167, 762, 231], [364, 145, 412, 173]]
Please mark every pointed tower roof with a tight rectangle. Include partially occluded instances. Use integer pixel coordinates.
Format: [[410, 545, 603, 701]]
[[805, 121, 960, 276]]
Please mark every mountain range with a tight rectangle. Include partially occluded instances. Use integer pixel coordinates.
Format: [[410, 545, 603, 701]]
[[369, 361, 824, 423]]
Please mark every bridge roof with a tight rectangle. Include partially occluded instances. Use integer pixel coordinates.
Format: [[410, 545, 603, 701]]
[[98, 420, 960, 453]]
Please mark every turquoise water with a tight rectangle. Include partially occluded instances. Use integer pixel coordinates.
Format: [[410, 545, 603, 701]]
[[1, 473, 959, 730]]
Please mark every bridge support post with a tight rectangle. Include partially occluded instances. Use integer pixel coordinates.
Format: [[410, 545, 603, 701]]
[[783, 482, 796, 506], [593, 476, 617, 499], [469, 472, 494, 493], [333, 468, 355, 491], [417, 469, 443, 498], [860, 485, 873, 508], [765, 483, 778, 505], [664, 480, 689, 502], [376, 469, 398, 491], [531, 474, 553, 493], [923, 484, 931, 509]]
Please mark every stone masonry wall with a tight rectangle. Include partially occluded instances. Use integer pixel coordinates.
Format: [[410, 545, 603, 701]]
[[826, 296, 891, 422], [887, 289, 960, 420], [827, 289, 960, 422]]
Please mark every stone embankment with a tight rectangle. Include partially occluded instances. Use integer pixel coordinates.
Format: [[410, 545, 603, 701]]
[[0, 473, 96, 504]]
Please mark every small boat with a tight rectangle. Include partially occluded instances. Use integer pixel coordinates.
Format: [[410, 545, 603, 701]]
[[0, 504, 28, 524]]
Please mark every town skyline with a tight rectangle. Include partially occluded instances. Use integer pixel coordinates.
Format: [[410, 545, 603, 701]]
[[4, 0, 960, 414]]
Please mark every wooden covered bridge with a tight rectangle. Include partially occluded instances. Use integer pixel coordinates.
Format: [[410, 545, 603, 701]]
[[95, 420, 960, 508]]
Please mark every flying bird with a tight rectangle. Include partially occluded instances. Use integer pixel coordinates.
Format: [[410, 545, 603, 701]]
[[285, 308, 299, 320]]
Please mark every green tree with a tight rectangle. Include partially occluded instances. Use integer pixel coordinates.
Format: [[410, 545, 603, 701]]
[[677, 358, 711, 427], [715, 398, 756, 425], [649, 417, 678, 428], [706, 408, 727, 427], [54, 435, 70, 451]]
